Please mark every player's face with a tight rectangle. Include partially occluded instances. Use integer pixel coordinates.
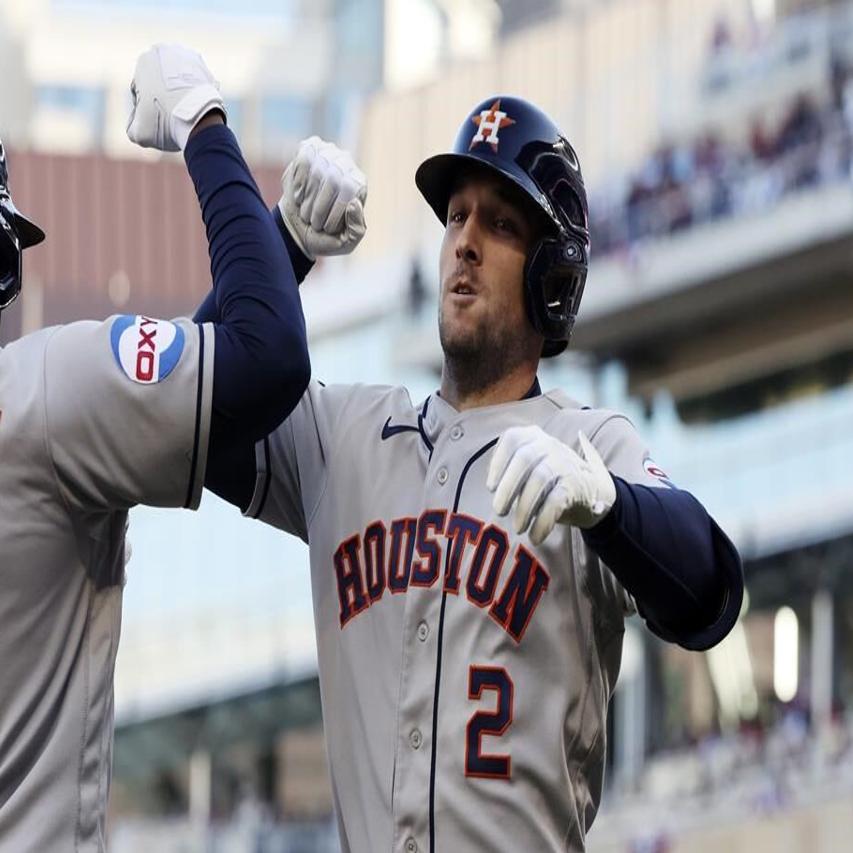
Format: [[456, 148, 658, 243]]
[[438, 173, 541, 365]]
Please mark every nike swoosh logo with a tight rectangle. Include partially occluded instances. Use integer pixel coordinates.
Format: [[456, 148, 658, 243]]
[[381, 417, 420, 440]]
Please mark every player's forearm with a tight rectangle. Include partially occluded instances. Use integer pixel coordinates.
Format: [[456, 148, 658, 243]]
[[193, 288, 218, 323], [583, 477, 744, 650], [193, 207, 313, 325], [184, 124, 310, 439]]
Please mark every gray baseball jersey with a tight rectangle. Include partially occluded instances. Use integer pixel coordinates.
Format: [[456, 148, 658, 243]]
[[0, 314, 213, 852], [247, 381, 677, 853]]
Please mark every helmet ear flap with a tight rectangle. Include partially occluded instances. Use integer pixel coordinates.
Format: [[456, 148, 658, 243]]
[[0, 211, 23, 311], [0, 138, 45, 312], [551, 181, 587, 233], [523, 235, 588, 356]]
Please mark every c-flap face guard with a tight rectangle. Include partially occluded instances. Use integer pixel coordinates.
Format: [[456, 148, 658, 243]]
[[0, 200, 22, 311]]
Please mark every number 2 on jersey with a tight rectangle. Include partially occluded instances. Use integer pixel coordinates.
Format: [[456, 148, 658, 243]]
[[465, 666, 514, 779]]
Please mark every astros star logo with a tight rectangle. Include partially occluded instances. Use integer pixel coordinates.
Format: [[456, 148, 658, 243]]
[[469, 100, 516, 152]]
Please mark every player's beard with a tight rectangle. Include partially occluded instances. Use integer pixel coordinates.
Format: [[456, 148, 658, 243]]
[[438, 301, 534, 398]]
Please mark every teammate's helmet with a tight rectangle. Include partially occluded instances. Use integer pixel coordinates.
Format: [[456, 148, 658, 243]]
[[416, 96, 589, 357], [0, 138, 45, 311]]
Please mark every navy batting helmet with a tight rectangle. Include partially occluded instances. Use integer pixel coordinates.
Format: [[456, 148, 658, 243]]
[[416, 96, 589, 357], [0, 138, 45, 311]]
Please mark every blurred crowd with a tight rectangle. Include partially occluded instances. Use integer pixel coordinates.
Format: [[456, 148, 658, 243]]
[[605, 707, 853, 852], [589, 56, 853, 258]]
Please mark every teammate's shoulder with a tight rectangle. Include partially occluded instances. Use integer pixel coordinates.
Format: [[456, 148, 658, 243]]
[[49, 314, 196, 342], [2, 314, 198, 382], [1, 323, 64, 363], [49, 314, 197, 385]]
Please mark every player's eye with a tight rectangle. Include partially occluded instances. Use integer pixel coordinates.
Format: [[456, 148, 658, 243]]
[[495, 216, 517, 234], [447, 207, 466, 225]]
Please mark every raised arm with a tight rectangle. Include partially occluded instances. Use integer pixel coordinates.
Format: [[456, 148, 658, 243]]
[[40, 45, 316, 516], [128, 44, 313, 447], [195, 135, 368, 510]]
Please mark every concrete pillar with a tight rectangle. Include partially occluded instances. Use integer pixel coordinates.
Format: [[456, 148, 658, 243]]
[[189, 748, 212, 826], [614, 622, 647, 789], [811, 588, 834, 732]]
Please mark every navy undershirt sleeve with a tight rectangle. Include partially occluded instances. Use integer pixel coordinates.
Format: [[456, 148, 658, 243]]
[[184, 125, 310, 499], [190, 164, 315, 511], [193, 206, 314, 324], [582, 477, 744, 650], [273, 205, 316, 283]]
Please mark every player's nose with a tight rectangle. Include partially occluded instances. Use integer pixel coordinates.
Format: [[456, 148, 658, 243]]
[[455, 214, 482, 265]]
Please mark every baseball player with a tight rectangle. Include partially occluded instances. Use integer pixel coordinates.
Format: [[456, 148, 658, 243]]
[[0, 44, 365, 852], [199, 97, 744, 852]]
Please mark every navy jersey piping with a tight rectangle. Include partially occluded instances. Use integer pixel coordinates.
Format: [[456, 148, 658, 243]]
[[184, 323, 206, 508], [418, 396, 434, 458], [523, 376, 542, 399], [428, 436, 499, 853]]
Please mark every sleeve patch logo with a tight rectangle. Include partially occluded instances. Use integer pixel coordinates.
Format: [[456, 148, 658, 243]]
[[643, 457, 676, 487], [110, 315, 185, 384]]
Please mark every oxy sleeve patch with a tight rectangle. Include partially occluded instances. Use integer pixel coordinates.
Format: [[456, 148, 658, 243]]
[[110, 315, 185, 384], [643, 456, 676, 488]]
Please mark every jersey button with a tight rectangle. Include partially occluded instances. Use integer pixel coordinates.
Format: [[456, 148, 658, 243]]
[[409, 728, 423, 749], [437, 467, 449, 485], [450, 425, 464, 441], [405, 838, 418, 853], [416, 621, 429, 642]]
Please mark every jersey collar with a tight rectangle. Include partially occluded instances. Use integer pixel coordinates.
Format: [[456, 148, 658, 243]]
[[422, 375, 543, 442]]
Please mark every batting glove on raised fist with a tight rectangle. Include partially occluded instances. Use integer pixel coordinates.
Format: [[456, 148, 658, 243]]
[[487, 427, 616, 545], [127, 44, 225, 152], [278, 136, 367, 260]]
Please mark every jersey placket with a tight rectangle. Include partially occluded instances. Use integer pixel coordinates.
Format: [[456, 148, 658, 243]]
[[390, 420, 450, 853], [390, 408, 495, 853]]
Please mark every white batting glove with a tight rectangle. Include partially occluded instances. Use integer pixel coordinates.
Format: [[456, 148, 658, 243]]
[[487, 427, 616, 545], [126, 44, 225, 152], [278, 136, 367, 260]]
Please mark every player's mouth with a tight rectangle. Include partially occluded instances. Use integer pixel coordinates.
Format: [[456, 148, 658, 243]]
[[449, 278, 479, 300]]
